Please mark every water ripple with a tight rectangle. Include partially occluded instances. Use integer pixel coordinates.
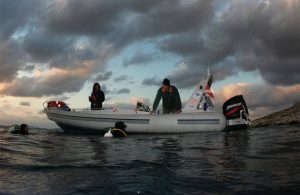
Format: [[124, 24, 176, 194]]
[[1, 126, 300, 194]]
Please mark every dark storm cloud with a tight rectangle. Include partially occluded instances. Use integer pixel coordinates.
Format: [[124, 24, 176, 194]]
[[2, 0, 300, 98], [0, 39, 28, 82], [0, 0, 45, 82], [95, 71, 112, 81], [159, 1, 300, 86], [116, 88, 130, 94], [1, 0, 214, 96], [0, 75, 86, 97], [143, 63, 209, 89], [0, 0, 40, 40], [23, 31, 75, 64], [114, 75, 129, 83], [45, 0, 213, 48], [46, 0, 129, 35], [142, 76, 160, 87], [123, 51, 158, 67]]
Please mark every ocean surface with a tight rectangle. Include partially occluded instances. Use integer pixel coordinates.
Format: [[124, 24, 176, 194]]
[[1, 126, 300, 195]]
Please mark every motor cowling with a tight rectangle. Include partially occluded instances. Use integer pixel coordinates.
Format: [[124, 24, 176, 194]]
[[223, 95, 249, 120]]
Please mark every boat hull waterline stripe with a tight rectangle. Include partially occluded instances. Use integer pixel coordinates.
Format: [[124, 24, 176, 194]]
[[178, 119, 220, 125], [47, 112, 150, 124], [48, 112, 220, 126]]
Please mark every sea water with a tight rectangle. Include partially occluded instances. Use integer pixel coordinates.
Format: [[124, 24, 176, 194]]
[[1, 126, 300, 194]]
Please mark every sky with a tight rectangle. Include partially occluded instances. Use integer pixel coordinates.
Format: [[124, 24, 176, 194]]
[[1, 0, 300, 128]]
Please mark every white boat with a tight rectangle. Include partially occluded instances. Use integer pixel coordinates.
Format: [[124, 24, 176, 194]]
[[44, 72, 227, 134], [44, 108, 226, 134]]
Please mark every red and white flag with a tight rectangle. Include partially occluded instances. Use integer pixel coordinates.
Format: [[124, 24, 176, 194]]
[[205, 75, 214, 98], [205, 86, 214, 98]]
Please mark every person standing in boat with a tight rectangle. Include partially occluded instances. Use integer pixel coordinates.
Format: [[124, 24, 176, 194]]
[[152, 78, 182, 114], [89, 82, 105, 110]]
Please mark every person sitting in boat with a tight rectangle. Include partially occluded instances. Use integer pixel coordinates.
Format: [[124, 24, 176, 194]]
[[89, 82, 105, 110], [9, 124, 29, 135], [152, 78, 182, 114], [104, 121, 128, 137]]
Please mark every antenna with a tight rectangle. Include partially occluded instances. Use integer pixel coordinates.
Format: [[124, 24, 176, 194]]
[[207, 61, 211, 77]]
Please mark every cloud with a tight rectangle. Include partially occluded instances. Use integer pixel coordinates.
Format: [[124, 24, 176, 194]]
[[45, 0, 213, 46], [116, 88, 130, 94], [0, 40, 27, 82], [142, 62, 208, 88], [114, 75, 129, 83], [95, 71, 113, 81], [158, 0, 300, 86], [142, 76, 160, 87], [0, 64, 95, 97], [163, 62, 206, 88], [19, 101, 31, 106], [123, 51, 158, 67], [0, 0, 40, 40], [1, 0, 300, 121]]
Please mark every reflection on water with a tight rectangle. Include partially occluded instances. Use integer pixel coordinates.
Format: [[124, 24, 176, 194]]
[[1, 126, 300, 194]]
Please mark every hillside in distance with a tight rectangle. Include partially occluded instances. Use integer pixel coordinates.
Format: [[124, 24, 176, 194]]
[[252, 102, 300, 127]]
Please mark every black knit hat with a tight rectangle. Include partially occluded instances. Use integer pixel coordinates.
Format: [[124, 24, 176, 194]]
[[162, 78, 170, 86], [115, 121, 127, 129]]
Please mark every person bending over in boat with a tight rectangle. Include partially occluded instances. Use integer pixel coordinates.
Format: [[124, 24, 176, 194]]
[[9, 124, 29, 135], [89, 82, 105, 110], [152, 78, 182, 114]]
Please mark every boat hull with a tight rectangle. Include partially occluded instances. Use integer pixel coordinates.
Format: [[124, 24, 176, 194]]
[[45, 108, 226, 134]]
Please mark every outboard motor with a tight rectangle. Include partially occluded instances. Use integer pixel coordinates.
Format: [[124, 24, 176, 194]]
[[223, 95, 250, 131]]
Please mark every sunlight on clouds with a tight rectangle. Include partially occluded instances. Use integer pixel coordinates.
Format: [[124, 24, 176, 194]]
[[277, 84, 300, 93], [0, 83, 5, 92], [221, 83, 252, 100], [41, 62, 96, 79], [286, 0, 298, 7], [277, 84, 300, 97], [0, 81, 16, 94], [33, 68, 43, 77]]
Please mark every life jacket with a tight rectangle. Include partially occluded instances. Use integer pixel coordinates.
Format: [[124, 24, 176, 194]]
[[162, 85, 173, 93]]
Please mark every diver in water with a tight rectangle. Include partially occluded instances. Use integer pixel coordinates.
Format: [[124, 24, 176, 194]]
[[9, 124, 29, 135], [104, 121, 128, 137]]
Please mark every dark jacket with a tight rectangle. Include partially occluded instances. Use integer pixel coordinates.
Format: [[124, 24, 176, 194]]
[[153, 85, 182, 112], [90, 91, 105, 109]]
